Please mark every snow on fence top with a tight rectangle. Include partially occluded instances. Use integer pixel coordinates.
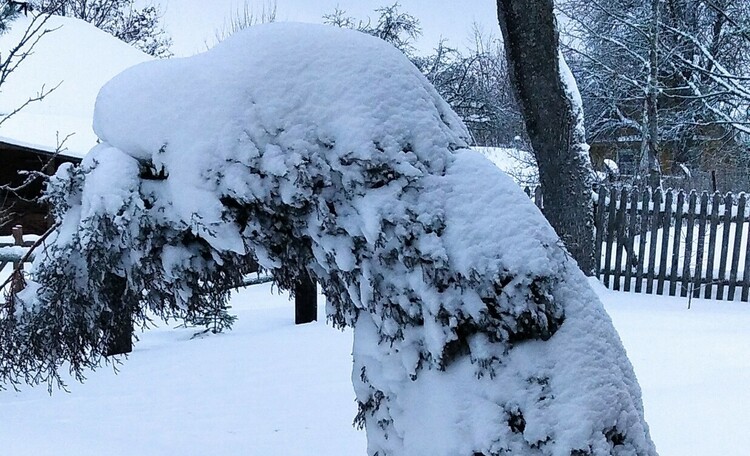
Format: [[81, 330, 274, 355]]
[[8, 23, 655, 455]]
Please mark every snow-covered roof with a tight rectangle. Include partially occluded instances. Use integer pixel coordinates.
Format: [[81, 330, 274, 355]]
[[0, 14, 151, 158]]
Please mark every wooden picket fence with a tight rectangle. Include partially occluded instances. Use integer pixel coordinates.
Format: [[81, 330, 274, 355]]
[[594, 186, 750, 301]]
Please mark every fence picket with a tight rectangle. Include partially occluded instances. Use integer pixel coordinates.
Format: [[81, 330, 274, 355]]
[[716, 193, 733, 300], [603, 188, 619, 287], [646, 188, 662, 294], [623, 188, 639, 292], [704, 192, 722, 299], [669, 191, 685, 296], [682, 191, 697, 297], [635, 189, 651, 293], [594, 188, 607, 280], [657, 189, 673, 294], [612, 188, 629, 291], [693, 192, 709, 298], [728, 193, 746, 301], [742, 208, 750, 301]]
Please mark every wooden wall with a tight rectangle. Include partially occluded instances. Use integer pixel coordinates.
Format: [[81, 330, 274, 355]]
[[0, 142, 80, 235]]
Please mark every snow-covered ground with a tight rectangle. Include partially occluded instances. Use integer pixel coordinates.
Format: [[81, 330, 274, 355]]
[[1, 280, 747, 455]]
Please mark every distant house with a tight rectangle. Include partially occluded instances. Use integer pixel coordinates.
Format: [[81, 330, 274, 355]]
[[588, 124, 746, 185], [0, 14, 150, 234], [0, 137, 81, 234]]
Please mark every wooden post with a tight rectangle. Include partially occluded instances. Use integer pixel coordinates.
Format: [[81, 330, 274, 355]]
[[603, 187, 618, 287], [728, 194, 745, 301], [594, 187, 607, 278], [612, 188, 628, 291], [295, 276, 317, 325], [693, 192, 709, 299], [716, 193, 733, 300], [635, 189, 651, 293], [623, 188, 639, 292], [646, 188, 661, 294], [656, 189, 672, 295], [11, 225, 24, 294], [668, 191, 684, 297], [681, 191, 697, 298], [103, 274, 132, 357], [704, 192, 721, 299]]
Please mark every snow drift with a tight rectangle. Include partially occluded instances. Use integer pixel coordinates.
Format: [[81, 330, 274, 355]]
[[5, 22, 656, 456]]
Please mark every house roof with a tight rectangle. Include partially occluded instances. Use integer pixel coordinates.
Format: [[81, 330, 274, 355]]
[[0, 14, 151, 158]]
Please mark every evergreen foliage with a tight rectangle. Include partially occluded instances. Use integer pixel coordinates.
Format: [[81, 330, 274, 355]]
[[0, 23, 655, 455], [0, 2, 20, 34]]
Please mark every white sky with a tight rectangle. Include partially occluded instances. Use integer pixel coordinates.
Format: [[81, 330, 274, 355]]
[[155, 0, 499, 57]]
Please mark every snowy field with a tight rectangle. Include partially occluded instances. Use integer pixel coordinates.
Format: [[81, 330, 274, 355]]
[[0, 280, 747, 455]]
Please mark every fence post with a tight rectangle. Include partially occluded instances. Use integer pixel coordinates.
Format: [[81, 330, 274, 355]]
[[716, 193, 733, 300], [668, 191, 685, 296], [646, 188, 662, 294], [704, 192, 722, 299], [594, 187, 607, 278], [11, 225, 24, 294], [656, 189, 673, 295], [693, 192, 709, 299], [728, 193, 746, 301], [623, 188, 639, 292], [295, 276, 317, 324]]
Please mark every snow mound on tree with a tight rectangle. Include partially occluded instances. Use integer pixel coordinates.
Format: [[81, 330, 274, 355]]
[[14, 22, 655, 455]]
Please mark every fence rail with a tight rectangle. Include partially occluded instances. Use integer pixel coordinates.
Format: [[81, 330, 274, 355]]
[[594, 186, 750, 301]]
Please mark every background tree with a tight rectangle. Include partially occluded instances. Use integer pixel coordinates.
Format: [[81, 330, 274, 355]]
[[561, 0, 750, 188], [32, 0, 171, 57], [496, 0, 597, 275], [1, 4, 60, 232], [414, 29, 526, 147], [213, 0, 276, 44]]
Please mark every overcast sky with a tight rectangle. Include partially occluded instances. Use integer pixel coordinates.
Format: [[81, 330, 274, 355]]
[[155, 1, 499, 57]]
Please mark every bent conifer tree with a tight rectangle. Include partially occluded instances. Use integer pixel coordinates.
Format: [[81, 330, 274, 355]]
[[0, 23, 657, 456]]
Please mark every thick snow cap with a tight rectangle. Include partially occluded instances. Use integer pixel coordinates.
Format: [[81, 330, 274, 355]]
[[40, 22, 656, 456], [94, 22, 468, 164]]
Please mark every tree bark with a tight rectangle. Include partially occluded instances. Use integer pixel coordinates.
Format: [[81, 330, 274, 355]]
[[645, 0, 662, 189], [496, 0, 597, 275]]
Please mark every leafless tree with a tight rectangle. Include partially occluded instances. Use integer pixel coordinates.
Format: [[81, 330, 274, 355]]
[[213, 0, 277, 43], [31, 0, 172, 57], [561, 0, 750, 186], [0, 8, 59, 129], [0, 6, 62, 232]]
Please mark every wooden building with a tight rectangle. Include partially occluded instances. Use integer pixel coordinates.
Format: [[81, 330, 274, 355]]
[[0, 14, 151, 235], [0, 138, 81, 235]]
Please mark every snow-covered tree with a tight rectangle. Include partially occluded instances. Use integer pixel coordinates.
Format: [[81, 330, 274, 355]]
[[32, 0, 171, 57], [561, 0, 750, 181], [496, 0, 597, 275], [1, 23, 656, 455]]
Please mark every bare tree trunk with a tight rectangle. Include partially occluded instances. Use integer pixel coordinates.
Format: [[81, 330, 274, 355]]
[[646, 0, 662, 189], [496, 0, 596, 275]]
